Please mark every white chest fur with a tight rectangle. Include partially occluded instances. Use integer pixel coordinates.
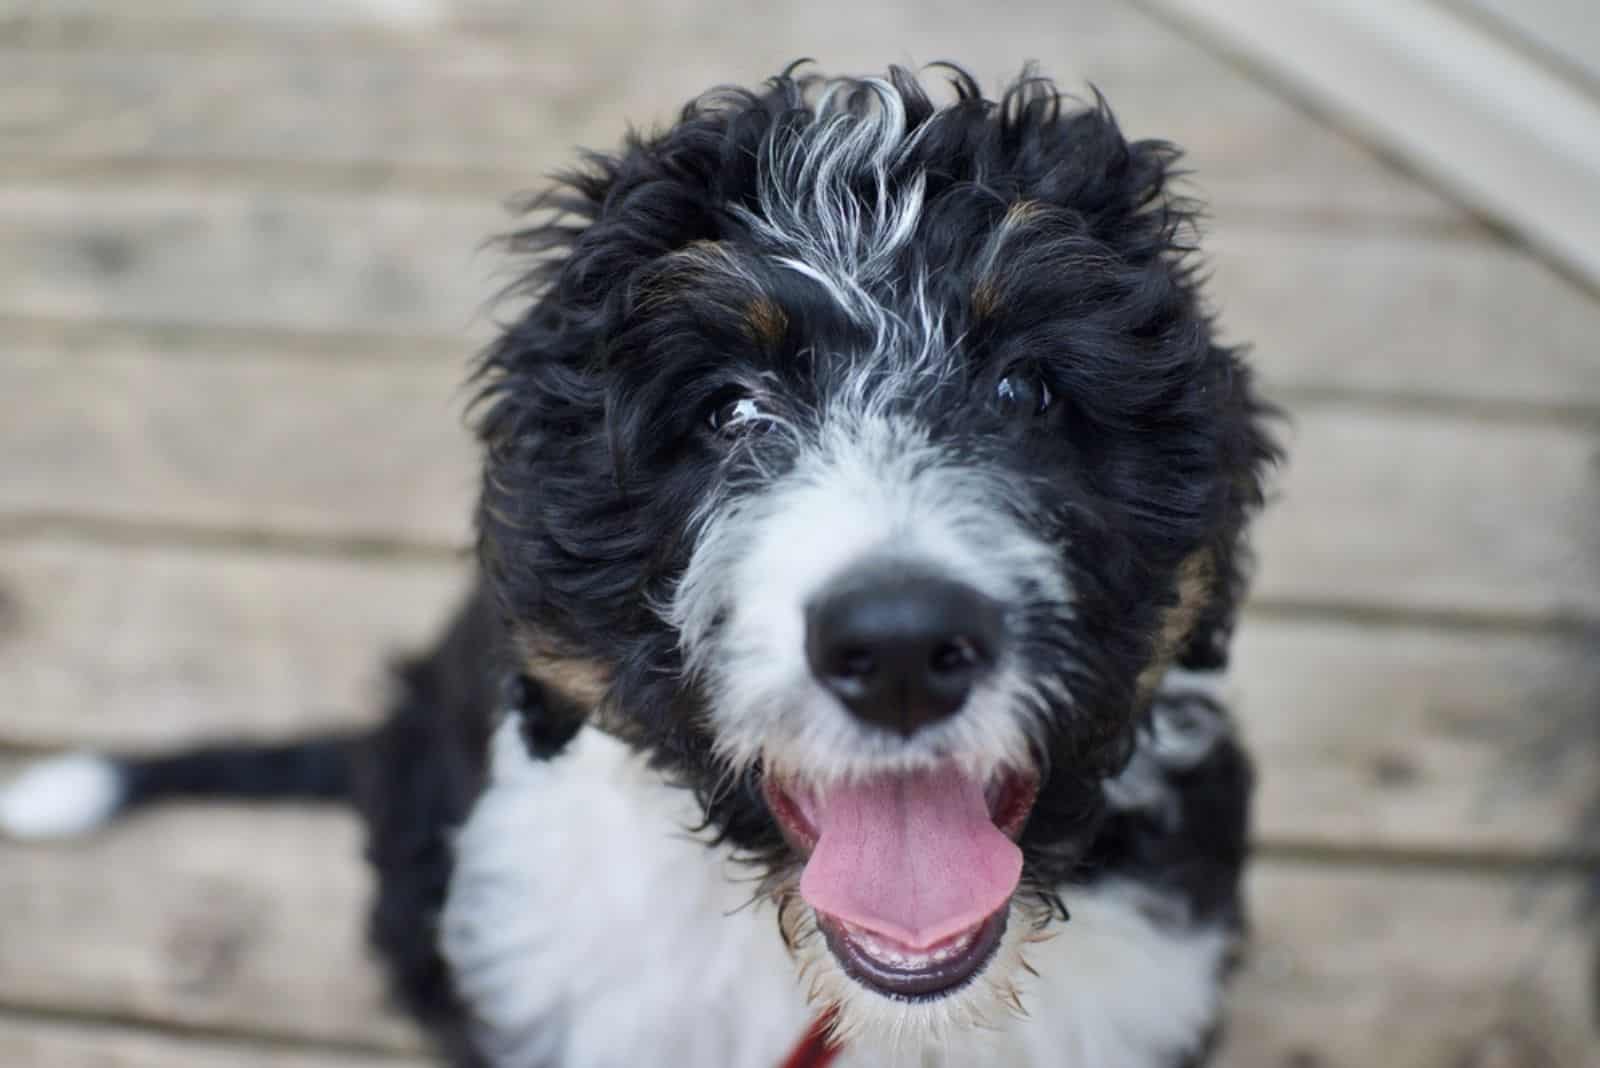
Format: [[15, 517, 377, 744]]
[[441, 723, 1228, 1068]]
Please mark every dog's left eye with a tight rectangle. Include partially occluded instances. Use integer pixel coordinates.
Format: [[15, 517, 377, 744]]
[[994, 370, 1054, 418], [705, 390, 767, 435]]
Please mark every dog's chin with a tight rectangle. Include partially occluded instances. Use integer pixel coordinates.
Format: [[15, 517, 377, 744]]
[[763, 764, 1043, 1040], [777, 883, 1053, 1045]]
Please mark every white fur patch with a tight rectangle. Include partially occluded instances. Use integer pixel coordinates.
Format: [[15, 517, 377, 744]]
[[923, 881, 1229, 1068], [0, 753, 125, 840], [671, 409, 1071, 790], [441, 723, 812, 1068], [443, 722, 1227, 1068]]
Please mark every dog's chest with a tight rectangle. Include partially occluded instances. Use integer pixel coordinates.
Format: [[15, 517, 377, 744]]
[[441, 724, 1227, 1068], [441, 724, 813, 1067]]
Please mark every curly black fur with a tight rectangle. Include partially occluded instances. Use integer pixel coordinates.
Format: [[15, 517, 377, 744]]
[[472, 64, 1277, 893]]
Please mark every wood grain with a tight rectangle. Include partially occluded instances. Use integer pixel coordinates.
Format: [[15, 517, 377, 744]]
[[0, 803, 424, 1053], [1212, 226, 1600, 412], [1226, 863, 1600, 1068], [1451, 0, 1600, 91], [0, 1017, 429, 1068], [0, 340, 475, 546], [0, 35, 1451, 225], [0, 536, 467, 752], [1253, 402, 1600, 624], [1137, 0, 1600, 288], [1232, 616, 1600, 856], [0, 184, 503, 340]]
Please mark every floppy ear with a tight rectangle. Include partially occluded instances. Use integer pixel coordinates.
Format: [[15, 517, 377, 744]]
[[1190, 354, 1286, 671], [1175, 539, 1245, 672], [1134, 549, 1218, 703], [1177, 350, 1280, 674]]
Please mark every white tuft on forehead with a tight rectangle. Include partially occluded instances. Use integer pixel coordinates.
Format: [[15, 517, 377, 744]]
[[735, 77, 945, 366]]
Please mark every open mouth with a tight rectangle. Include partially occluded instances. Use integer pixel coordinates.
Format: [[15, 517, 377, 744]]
[[764, 764, 1038, 1000]]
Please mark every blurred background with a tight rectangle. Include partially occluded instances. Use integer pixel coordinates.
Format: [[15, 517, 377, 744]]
[[2, 0, 1598, 1065]]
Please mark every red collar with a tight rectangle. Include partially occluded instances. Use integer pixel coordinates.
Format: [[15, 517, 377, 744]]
[[779, 1009, 843, 1068]]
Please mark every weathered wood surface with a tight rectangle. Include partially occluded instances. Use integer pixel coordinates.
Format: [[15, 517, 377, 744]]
[[0, 39, 1450, 224], [1226, 863, 1600, 1068], [1453, 0, 1600, 91], [0, 537, 466, 752], [1136, 0, 1600, 290], [0, 1017, 429, 1068], [1233, 617, 1600, 856], [1209, 226, 1600, 412], [3, 0, 1597, 1061], [1254, 403, 1600, 624], [0, 799, 424, 1053], [0, 336, 476, 546], [0, 185, 503, 340]]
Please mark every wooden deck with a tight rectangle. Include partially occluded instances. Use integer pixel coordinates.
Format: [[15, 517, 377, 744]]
[[2, 1, 1597, 1065]]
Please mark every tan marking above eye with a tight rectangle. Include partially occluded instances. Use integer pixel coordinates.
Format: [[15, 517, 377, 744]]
[[633, 240, 740, 312], [972, 279, 1001, 318], [743, 297, 789, 347], [1000, 199, 1047, 229], [972, 200, 1047, 319]]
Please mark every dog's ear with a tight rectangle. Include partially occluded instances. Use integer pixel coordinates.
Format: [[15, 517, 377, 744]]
[[1177, 349, 1280, 674], [1175, 539, 1244, 673]]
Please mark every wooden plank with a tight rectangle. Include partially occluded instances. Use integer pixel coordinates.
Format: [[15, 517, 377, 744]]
[[0, 38, 1452, 225], [1233, 616, 1600, 857], [0, 184, 504, 340], [0, 42, 604, 184], [1226, 863, 1600, 1068], [0, 537, 467, 752], [1450, 0, 1600, 94], [1138, 0, 1600, 289], [0, 1017, 429, 1068], [2, 535, 1595, 858], [4, 0, 459, 31], [1252, 403, 1600, 624], [1211, 226, 1600, 412], [0, 800, 424, 1054], [0, 797, 1592, 1065], [0, 340, 475, 547]]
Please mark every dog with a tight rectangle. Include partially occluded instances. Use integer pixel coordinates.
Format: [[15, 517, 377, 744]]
[[0, 64, 1278, 1067]]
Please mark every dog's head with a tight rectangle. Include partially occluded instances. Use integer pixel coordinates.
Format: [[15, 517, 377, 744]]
[[475, 65, 1275, 1039]]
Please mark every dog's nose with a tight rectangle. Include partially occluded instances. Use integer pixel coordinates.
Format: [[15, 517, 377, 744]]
[[805, 566, 1003, 736]]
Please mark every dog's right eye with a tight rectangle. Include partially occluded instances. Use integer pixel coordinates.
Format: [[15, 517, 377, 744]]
[[994, 369, 1054, 418], [704, 390, 767, 436]]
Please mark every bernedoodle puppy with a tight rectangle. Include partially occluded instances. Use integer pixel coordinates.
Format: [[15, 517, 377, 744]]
[[1, 63, 1280, 1068]]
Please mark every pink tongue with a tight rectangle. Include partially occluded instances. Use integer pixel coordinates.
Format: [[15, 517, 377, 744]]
[[798, 766, 1022, 950]]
